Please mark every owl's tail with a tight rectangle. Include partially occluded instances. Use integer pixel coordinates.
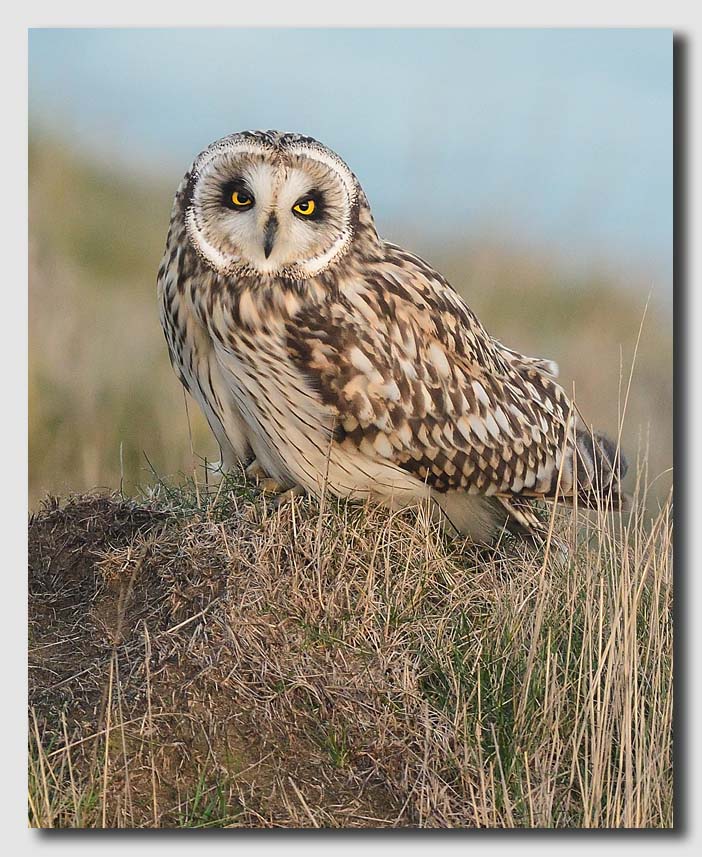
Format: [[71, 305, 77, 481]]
[[434, 428, 630, 546], [571, 426, 630, 511]]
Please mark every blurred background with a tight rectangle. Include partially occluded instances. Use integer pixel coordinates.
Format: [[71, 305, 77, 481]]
[[28, 28, 672, 508]]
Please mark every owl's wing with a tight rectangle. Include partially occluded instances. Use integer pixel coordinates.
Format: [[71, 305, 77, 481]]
[[287, 244, 622, 503], [497, 344, 559, 380]]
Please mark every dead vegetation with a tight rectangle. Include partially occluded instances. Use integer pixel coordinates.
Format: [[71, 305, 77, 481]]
[[28, 469, 673, 829]]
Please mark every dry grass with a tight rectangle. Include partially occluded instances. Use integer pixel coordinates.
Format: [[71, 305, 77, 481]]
[[28, 461, 673, 829]]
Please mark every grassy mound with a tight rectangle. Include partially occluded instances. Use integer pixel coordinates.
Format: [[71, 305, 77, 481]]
[[28, 476, 673, 828]]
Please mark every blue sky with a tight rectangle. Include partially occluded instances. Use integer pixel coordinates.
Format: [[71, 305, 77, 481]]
[[29, 28, 672, 296]]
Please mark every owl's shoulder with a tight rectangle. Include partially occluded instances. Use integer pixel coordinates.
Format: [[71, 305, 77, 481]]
[[285, 241, 510, 412], [329, 241, 511, 378]]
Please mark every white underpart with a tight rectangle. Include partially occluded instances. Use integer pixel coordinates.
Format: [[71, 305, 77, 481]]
[[158, 282, 250, 471], [209, 327, 426, 506], [432, 491, 507, 542]]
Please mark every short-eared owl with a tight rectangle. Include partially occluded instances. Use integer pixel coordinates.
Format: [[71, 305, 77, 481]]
[[158, 130, 627, 544]]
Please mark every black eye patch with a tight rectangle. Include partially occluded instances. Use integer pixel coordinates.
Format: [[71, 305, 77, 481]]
[[222, 179, 255, 210], [292, 189, 324, 221]]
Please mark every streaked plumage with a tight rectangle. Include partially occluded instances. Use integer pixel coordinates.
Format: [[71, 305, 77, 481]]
[[158, 130, 627, 544]]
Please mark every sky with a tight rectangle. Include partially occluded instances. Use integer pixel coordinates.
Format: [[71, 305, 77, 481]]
[[28, 28, 672, 297]]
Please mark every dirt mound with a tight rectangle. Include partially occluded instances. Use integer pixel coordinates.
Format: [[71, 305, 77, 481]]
[[29, 492, 405, 827], [29, 485, 673, 828]]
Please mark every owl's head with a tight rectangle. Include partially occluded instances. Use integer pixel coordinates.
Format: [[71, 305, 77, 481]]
[[182, 131, 369, 280]]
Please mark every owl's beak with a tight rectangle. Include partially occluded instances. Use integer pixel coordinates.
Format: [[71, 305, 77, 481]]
[[263, 215, 278, 259]]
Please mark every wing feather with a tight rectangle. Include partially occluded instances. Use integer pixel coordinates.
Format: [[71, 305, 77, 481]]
[[287, 243, 624, 505]]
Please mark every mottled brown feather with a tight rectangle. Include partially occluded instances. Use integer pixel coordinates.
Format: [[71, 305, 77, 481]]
[[286, 243, 580, 499]]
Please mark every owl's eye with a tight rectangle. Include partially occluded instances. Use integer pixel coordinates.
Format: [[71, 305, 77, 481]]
[[292, 198, 316, 217], [230, 189, 254, 208]]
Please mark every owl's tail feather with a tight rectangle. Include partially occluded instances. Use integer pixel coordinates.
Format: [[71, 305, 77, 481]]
[[572, 427, 630, 512], [432, 428, 630, 545]]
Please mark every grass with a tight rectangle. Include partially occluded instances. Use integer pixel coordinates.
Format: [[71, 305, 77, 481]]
[[28, 461, 673, 828]]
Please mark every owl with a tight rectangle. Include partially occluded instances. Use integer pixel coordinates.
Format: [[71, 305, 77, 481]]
[[157, 130, 627, 544]]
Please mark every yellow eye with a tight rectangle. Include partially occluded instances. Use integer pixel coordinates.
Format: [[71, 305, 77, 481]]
[[293, 199, 316, 216], [231, 190, 253, 208]]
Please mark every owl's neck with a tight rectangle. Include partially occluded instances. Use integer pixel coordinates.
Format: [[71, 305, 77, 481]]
[[190, 212, 384, 334]]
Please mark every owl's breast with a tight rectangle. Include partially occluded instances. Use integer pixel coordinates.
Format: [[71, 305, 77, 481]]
[[204, 306, 340, 488]]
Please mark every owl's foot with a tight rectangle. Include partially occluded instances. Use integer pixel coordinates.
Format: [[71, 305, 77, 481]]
[[245, 459, 282, 492], [270, 486, 304, 508], [245, 459, 301, 503], [245, 459, 267, 480], [258, 477, 288, 494]]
